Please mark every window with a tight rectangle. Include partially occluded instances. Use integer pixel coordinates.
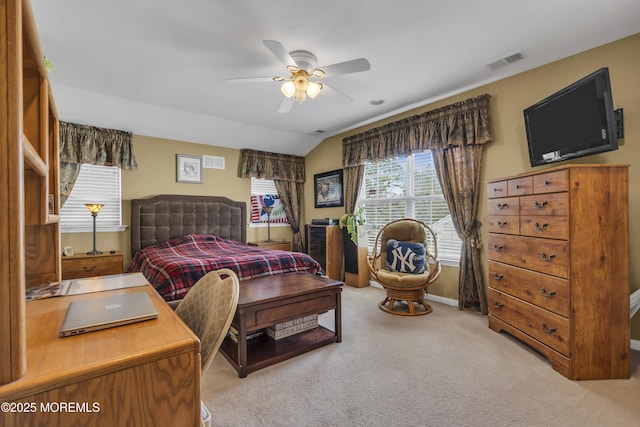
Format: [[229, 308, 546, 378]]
[[60, 164, 124, 232], [250, 178, 289, 226], [359, 152, 462, 265]]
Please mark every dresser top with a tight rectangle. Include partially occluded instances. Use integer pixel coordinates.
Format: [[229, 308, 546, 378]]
[[487, 163, 629, 183]]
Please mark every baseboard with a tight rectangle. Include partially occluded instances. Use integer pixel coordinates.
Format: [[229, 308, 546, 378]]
[[426, 293, 458, 307], [369, 282, 640, 350]]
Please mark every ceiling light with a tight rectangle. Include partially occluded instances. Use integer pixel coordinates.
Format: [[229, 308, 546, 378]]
[[306, 82, 323, 99], [281, 81, 296, 98], [280, 70, 324, 104]]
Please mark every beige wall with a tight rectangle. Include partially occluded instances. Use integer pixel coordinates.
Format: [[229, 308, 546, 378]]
[[305, 33, 640, 338]]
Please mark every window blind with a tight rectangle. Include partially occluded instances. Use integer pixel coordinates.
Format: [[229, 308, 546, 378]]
[[360, 152, 462, 264], [60, 164, 123, 232]]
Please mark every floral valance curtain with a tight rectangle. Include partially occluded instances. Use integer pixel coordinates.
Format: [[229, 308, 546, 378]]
[[343, 94, 492, 166], [239, 149, 305, 182], [59, 121, 137, 168], [59, 121, 137, 205]]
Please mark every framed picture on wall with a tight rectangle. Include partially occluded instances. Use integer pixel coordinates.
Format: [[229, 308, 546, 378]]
[[314, 169, 344, 208], [176, 154, 202, 183]]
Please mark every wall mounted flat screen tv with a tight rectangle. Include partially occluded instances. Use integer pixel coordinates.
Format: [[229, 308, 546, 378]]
[[523, 67, 619, 167]]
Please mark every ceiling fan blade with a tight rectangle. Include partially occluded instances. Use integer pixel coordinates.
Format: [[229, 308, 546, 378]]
[[225, 76, 276, 84], [263, 40, 297, 67], [319, 58, 370, 77], [320, 84, 355, 104], [277, 97, 294, 113]]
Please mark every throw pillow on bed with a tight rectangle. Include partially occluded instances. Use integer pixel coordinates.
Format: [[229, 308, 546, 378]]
[[385, 239, 427, 274]]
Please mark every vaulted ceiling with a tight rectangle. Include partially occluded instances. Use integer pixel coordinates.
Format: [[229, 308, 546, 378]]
[[32, 0, 640, 156]]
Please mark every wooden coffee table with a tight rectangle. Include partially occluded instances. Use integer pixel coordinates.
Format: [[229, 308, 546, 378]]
[[219, 273, 343, 377]]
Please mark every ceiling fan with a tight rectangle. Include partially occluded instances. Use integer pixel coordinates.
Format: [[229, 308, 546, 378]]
[[226, 40, 371, 113]]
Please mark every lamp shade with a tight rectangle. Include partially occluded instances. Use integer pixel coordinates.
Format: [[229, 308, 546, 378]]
[[306, 82, 323, 99], [281, 81, 295, 98], [85, 203, 104, 215]]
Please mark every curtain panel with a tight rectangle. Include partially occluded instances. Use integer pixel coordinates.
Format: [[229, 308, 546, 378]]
[[341, 94, 492, 314], [59, 121, 137, 206], [240, 149, 306, 251], [240, 149, 305, 183]]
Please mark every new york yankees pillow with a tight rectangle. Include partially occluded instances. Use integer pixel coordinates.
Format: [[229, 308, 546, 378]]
[[386, 239, 427, 274]]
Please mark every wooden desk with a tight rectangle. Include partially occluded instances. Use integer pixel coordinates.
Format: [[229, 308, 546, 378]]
[[0, 285, 201, 427]]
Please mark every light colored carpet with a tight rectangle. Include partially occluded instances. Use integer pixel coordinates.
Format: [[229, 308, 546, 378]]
[[201, 285, 640, 427]]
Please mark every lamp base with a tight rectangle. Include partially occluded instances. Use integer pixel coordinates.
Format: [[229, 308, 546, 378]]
[[86, 250, 103, 255]]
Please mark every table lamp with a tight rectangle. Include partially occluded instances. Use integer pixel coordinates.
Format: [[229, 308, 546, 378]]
[[262, 205, 274, 243], [85, 203, 104, 255]]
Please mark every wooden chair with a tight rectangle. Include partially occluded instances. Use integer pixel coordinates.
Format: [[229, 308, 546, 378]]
[[368, 219, 441, 316], [175, 268, 240, 426]]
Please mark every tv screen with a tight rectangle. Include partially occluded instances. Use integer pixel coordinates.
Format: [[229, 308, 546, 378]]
[[524, 67, 618, 167]]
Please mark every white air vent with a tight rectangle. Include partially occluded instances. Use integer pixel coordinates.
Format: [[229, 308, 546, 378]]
[[202, 155, 225, 169], [485, 51, 524, 71]]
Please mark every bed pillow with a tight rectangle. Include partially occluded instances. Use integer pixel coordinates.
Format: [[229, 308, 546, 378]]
[[386, 239, 427, 274]]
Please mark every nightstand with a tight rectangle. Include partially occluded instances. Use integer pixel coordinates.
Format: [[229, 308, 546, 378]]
[[248, 241, 291, 251], [61, 251, 124, 280]]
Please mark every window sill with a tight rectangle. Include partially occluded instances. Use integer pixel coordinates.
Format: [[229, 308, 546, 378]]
[[249, 223, 290, 228], [61, 225, 128, 234]]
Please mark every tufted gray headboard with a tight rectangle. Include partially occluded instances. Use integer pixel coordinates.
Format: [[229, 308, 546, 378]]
[[130, 194, 247, 254]]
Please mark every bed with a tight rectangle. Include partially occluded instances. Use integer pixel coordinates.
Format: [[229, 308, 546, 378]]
[[128, 194, 323, 301]]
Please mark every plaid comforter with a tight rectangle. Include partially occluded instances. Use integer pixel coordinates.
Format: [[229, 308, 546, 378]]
[[128, 234, 324, 301]]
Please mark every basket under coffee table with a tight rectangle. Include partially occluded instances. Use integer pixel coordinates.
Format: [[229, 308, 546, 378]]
[[219, 272, 343, 378]]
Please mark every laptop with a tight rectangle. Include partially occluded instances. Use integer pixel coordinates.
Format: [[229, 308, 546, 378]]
[[59, 291, 159, 338]]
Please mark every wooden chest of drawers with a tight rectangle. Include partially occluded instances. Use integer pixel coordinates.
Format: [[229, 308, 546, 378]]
[[61, 251, 123, 280], [487, 165, 629, 380]]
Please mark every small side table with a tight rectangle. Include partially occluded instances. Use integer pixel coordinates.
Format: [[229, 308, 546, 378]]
[[248, 241, 291, 251], [61, 251, 123, 280]]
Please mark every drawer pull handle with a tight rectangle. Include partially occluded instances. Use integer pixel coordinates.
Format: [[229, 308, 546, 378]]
[[541, 288, 556, 298], [492, 273, 504, 281], [543, 180, 551, 186], [493, 301, 504, 309], [533, 200, 548, 209], [540, 252, 555, 262], [534, 222, 548, 231], [515, 184, 521, 189], [493, 187, 500, 192], [83, 265, 97, 271], [496, 203, 507, 210], [492, 244, 504, 251], [542, 323, 557, 334], [497, 221, 508, 227]]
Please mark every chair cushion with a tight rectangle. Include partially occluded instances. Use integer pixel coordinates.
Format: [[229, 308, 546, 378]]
[[377, 268, 432, 288], [386, 239, 427, 274]]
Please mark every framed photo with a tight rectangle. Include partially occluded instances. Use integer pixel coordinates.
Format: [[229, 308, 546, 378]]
[[314, 169, 344, 208], [176, 154, 202, 183]]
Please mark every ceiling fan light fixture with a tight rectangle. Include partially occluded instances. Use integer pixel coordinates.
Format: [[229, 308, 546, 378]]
[[312, 69, 325, 78], [281, 81, 296, 98], [293, 89, 307, 103], [306, 81, 323, 99]]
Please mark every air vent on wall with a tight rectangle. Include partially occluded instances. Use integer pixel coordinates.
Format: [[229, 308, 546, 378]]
[[485, 51, 524, 71], [202, 155, 225, 169]]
